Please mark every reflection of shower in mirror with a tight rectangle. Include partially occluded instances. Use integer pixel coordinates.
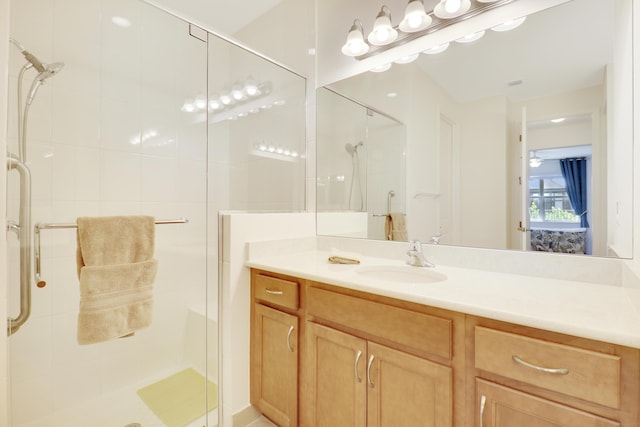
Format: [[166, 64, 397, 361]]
[[345, 141, 363, 156], [346, 141, 364, 211]]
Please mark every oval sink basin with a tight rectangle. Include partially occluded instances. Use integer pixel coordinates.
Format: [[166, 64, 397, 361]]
[[355, 265, 447, 284]]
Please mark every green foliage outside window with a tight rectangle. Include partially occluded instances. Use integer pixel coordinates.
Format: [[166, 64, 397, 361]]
[[530, 201, 579, 222]]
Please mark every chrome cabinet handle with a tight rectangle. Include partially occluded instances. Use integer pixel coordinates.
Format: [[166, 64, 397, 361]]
[[367, 354, 375, 387], [265, 288, 284, 295], [512, 355, 569, 375], [286, 325, 295, 352], [479, 395, 487, 427], [355, 350, 363, 382]]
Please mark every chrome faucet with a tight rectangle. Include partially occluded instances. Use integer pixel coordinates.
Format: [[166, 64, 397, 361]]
[[406, 240, 435, 268]]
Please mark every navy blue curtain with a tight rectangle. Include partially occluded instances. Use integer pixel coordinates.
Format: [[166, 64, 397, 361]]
[[559, 158, 589, 228]]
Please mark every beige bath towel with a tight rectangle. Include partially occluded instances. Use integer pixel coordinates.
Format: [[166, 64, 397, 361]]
[[76, 216, 157, 345], [385, 212, 408, 242]]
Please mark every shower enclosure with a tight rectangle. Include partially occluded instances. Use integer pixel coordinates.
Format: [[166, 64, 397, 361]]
[[316, 88, 406, 240], [5, 1, 306, 426]]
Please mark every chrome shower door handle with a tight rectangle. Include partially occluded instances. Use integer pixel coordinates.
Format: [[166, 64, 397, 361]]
[[7, 154, 33, 335]]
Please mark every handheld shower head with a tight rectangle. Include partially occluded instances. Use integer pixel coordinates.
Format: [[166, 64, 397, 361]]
[[345, 141, 363, 156], [25, 62, 65, 105], [9, 38, 46, 72]]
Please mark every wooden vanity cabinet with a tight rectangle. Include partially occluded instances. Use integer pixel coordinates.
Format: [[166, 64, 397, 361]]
[[304, 283, 458, 427], [470, 319, 640, 427], [250, 269, 640, 427], [250, 271, 302, 427]]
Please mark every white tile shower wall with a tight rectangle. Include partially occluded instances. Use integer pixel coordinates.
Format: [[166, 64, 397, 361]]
[[6, 1, 210, 425], [220, 212, 315, 427]]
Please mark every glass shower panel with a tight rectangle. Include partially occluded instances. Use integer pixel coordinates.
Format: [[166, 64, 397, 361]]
[[316, 88, 406, 239], [7, 1, 212, 426], [206, 33, 307, 213]]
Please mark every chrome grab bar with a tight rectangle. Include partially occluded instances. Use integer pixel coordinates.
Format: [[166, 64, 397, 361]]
[[7, 153, 33, 335]]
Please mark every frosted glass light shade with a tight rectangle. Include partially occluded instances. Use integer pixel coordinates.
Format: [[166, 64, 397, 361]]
[[434, 0, 471, 19], [342, 20, 370, 56], [399, 0, 432, 33], [367, 6, 398, 46]]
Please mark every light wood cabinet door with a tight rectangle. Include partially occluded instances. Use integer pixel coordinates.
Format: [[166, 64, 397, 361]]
[[476, 379, 620, 427], [367, 342, 452, 427], [307, 322, 367, 427], [251, 304, 299, 427]]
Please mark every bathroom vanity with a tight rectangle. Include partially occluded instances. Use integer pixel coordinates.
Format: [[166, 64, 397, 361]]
[[247, 250, 640, 427]]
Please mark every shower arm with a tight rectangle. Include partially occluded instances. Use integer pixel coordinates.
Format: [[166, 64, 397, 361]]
[[7, 153, 33, 335]]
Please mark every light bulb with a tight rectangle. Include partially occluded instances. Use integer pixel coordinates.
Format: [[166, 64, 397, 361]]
[[342, 20, 370, 56], [195, 95, 206, 110], [220, 93, 232, 105], [367, 6, 398, 46], [231, 85, 245, 101], [244, 79, 259, 96], [399, 0, 432, 33], [445, 0, 461, 13]]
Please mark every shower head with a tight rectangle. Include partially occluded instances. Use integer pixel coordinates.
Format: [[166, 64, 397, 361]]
[[25, 62, 65, 105], [37, 62, 64, 81], [9, 38, 46, 73], [345, 141, 363, 156]]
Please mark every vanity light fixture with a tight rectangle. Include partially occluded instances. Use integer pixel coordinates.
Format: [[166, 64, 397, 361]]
[[423, 42, 450, 54], [455, 30, 485, 43], [491, 16, 526, 32], [342, 0, 520, 72], [434, 0, 471, 19], [370, 63, 392, 73], [399, 0, 432, 33], [394, 52, 420, 64], [342, 20, 370, 56], [368, 6, 398, 46]]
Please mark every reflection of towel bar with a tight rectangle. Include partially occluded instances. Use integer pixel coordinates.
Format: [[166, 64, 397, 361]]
[[34, 217, 188, 288], [371, 213, 405, 217]]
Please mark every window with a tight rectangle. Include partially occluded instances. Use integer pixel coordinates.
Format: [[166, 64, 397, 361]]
[[529, 177, 579, 223]]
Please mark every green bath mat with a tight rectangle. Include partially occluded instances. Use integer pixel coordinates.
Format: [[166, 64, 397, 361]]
[[137, 368, 218, 427]]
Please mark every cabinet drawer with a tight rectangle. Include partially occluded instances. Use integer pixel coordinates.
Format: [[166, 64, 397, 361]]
[[475, 326, 621, 408], [254, 274, 299, 310], [307, 286, 452, 360]]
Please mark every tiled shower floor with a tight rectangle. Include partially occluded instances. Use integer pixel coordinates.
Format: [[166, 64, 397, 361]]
[[16, 370, 218, 427]]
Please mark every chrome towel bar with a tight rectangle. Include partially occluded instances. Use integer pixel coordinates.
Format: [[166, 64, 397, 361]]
[[34, 217, 188, 288]]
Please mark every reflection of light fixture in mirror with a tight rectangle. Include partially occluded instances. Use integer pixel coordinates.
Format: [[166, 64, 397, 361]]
[[423, 43, 450, 55], [394, 52, 419, 64], [529, 152, 543, 168], [231, 84, 246, 101], [370, 63, 392, 73], [342, 20, 370, 56], [434, 0, 471, 19], [368, 6, 398, 46], [491, 16, 526, 32], [244, 78, 259, 96], [551, 117, 566, 123], [399, 0, 432, 33], [111, 16, 132, 28], [456, 30, 485, 43]]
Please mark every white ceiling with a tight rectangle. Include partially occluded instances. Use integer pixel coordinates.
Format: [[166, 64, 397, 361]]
[[149, 0, 285, 35], [415, 0, 614, 103]]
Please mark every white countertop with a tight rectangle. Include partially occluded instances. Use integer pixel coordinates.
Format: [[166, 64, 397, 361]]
[[246, 249, 640, 349]]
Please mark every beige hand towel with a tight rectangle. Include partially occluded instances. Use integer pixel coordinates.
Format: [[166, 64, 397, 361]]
[[385, 212, 408, 242], [76, 216, 157, 345]]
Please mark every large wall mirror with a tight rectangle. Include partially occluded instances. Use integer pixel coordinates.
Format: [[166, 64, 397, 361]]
[[316, 0, 633, 258]]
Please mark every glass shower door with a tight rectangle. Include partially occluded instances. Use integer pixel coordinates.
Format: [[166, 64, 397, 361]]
[[6, 1, 214, 426]]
